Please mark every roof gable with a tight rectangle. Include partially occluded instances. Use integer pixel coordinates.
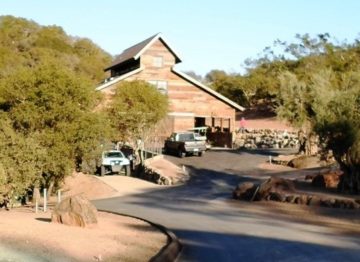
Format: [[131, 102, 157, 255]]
[[172, 68, 245, 111], [105, 33, 181, 71]]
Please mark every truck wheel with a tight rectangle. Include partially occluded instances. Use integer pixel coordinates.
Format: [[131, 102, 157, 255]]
[[178, 149, 185, 158], [198, 151, 204, 157], [100, 165, 106, 177], [125, 165, 131, 176]]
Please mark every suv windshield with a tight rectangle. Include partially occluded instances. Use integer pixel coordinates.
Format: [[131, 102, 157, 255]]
[[104, 152, 124, 158]]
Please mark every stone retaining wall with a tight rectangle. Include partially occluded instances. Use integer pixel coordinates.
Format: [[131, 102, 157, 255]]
[[138, 167, 173, 186], [233, 129, 299, 149]]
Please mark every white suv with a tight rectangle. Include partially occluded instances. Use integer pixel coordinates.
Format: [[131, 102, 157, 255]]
[[100, 150, 131, 176]]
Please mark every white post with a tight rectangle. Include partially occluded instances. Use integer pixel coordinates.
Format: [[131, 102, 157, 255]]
[[269, 155, 272, 164], [35, 200, 38, 213], [43, 188, 47, 212], [57, 190, 61, 204]]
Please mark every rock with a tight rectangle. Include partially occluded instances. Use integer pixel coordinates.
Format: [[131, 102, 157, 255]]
[[235, 129, 299, 150], [312, 172, 341, 189], [256, 177, 295, 200], [308, 195, 321, 206], [268, 192, 286, 202], [233, 182, 257, 201], [285, 195, 297, 203], [320, 198, 335, 208], [52, 195, 98, 227], [297, 195, 308, 205], [311, 175, 325, 188], [344, 200, 357, 209], [354, 202, 360, 209], [335, 199, 348, 209], [159, 175, 172, 186], [288, 156, 320, 169], [293, 194, 310, 205], [305, 175, 314, 181]]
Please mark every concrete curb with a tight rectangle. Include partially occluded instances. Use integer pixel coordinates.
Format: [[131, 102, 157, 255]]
[[98, 209, 182, 262]]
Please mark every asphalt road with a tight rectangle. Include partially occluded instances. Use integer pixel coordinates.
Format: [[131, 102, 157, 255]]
[[94, 149, 360, 262]]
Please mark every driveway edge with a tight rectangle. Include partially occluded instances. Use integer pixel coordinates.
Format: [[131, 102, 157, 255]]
[[98, 209, 182, 262]]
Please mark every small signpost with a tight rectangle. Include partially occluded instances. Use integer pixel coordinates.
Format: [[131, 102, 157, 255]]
[[43, 188, 47, 212]]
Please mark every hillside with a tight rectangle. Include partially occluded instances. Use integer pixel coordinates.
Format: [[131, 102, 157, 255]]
[[0, 15, 112, 83]]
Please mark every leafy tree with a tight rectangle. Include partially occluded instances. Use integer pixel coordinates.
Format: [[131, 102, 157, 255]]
[[0, 15, 112, 83], [0, 15, 114, 201], [0, 63, 107, 198], [277, 70, 360, 193], [106, 80, 169, 163], [0, 117, 45, 201], [206, 33, 360, 109], [206, 72, 250, 107], [183, 70, 204, 82], [71, 112, 111, 173]]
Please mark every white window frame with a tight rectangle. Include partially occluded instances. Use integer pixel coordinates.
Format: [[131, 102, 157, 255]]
[[153, 56, 163, 67], [148, 80, 168, 95]]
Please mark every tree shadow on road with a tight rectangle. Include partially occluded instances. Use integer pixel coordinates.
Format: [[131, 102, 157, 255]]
[[172, 228, 360, 262]]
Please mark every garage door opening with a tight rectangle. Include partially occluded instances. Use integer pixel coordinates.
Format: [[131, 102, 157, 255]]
[[194, 117, 206, 127]]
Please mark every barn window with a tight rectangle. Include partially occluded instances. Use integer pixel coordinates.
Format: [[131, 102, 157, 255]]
[[148, 80, 168, 95], [153, 56, 163, 67]]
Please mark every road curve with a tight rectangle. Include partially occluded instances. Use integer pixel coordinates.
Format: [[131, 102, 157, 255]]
[[94, 150, 360, 262]]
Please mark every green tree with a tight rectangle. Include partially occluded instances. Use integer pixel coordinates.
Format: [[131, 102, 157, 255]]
[[106, 80, 169, 163], [0, 117, 45, 201], [0, 15, 112, 83], [183, 70, 204, 82], [277, 70, 360, 193], [0, 15, 113, 201], [0, 64, 107, 197]]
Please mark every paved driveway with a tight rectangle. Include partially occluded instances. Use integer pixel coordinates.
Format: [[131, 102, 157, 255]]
[[94, 150, 360, 261]]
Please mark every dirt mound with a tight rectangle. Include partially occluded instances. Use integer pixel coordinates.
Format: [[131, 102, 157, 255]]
[[61, 172, 118, 200], [144, 156, 189, 185]]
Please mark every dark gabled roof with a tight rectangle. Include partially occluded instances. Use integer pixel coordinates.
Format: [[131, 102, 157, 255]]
[[105, 33, 182, 71]]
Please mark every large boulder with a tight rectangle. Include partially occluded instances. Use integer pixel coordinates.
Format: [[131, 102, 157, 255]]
[[52, 195, 98, 227], [233, 182, 257, 201], [288, 155, 320, 169], [312, 172, 341, 189], [256, 177, 295, 201]]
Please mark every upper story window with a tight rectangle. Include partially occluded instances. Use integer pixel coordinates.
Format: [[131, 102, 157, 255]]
[[153, 56, 163, 67], [148, 80, 168, 95]]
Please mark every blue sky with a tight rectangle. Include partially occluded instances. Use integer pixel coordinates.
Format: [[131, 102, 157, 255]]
[[1, 0, 360, 76]]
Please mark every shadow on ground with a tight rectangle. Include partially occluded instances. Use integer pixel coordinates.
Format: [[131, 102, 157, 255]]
[[173, 229, 360, 262], [94, 149, 360, 262]]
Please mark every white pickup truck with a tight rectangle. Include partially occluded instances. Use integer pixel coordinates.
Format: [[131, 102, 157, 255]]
[[99, 150, 131, 176]]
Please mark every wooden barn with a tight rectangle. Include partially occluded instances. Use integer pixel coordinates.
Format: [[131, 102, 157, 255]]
[[96, 33, 245, 147]]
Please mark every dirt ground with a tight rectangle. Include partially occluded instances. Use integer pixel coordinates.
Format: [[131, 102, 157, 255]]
[[1, 154, 358, 261], [0, 172, 167, 262], [0, 209, 167, 262]]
